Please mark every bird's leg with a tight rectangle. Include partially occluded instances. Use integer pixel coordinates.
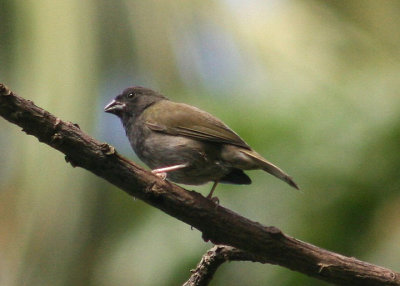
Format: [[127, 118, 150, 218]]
[[206, 181, 218, 198], [151, 163, 188, 180], [206, 181, 220, 204]]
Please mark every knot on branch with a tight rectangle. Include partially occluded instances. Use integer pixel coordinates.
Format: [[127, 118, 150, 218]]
[[142, 181, 167, 204], [51, 132, 64, 146], [100, 143, 116, 156], [266, 226, 284, 239], [54, 117, 62, 128], [65, 155, 79, 168], [0, 84, 12, 96]]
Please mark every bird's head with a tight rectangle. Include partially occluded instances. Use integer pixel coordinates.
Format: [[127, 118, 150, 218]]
[[104, 86, 167, 121]]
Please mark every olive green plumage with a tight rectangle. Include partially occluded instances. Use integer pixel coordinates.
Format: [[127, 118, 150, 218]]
[[105, 86, 298, 197]]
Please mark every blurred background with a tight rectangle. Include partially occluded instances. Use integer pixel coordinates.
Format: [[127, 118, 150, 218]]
[[1, 0, 400, 285]]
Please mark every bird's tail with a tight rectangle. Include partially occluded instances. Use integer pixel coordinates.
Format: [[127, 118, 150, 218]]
[[240, 149, 299, 190]]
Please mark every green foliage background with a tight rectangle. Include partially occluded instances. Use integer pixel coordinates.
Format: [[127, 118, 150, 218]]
[[1, 1, 400, 285]]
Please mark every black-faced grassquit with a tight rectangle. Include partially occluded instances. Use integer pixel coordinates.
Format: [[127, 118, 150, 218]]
[[105, 86, 298, 199]]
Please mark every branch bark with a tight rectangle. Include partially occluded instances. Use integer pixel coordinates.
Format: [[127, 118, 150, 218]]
[[183, 245, 267, 286], [0, 83, 399, 286]]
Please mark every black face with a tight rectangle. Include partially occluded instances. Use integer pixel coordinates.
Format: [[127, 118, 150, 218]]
[[104, 86, 166, 118]]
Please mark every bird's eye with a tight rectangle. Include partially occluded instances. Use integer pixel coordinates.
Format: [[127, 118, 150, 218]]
[[127, 92, 135, 99]]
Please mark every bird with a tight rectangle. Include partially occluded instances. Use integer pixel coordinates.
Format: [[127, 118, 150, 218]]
[[104, 86, 299, 200]]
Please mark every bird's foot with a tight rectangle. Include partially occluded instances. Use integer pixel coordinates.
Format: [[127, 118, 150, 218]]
[[151, 163, 188, 181], [206, 194, 220, 206], [151, 170, 167, 180]]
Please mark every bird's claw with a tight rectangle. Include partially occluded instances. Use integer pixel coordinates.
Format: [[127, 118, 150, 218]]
[[152, 170, 167, 180], [207, 195, 220, 206]]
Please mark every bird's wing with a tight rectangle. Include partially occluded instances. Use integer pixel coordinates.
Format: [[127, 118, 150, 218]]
[[144, 101, 251, 149]]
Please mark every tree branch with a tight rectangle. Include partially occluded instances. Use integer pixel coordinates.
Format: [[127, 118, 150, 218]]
[[183, 245, 267, 286], [0, 83, 399, 286]]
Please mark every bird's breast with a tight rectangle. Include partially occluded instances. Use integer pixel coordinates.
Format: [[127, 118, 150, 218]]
[[126, 124, 231, 185]]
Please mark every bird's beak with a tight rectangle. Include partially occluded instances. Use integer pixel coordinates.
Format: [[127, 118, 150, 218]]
[[104, 99, 126, 114]]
